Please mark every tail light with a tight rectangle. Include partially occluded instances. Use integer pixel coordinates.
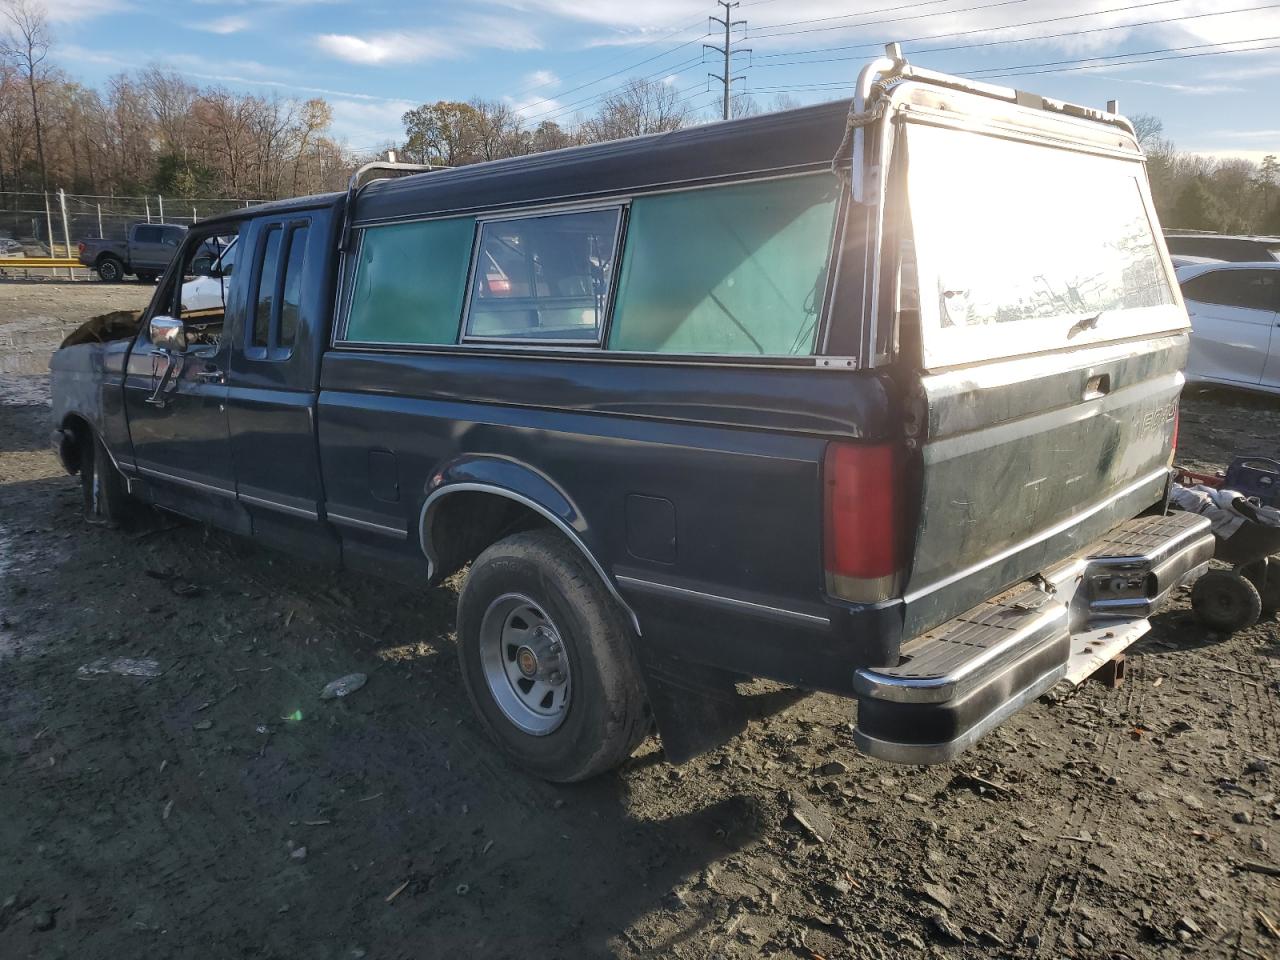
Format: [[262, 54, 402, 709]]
[[1169, 403, 1180, 466], [77, 241, 85, 254], [823, 442, 904, 604]]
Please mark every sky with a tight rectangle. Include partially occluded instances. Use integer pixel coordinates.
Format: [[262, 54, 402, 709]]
[[36, 0, 1280, 162]]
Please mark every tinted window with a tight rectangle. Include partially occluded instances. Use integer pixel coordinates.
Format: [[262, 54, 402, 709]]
[[1181, 269, 1279, 312], [344, 217, 476, 344], [608, 176, 838, 355], [465, 208, 621, 343], [252, 226, 283, 348], [161, 226, 184, 246], [280, 225, 309, 348], [134, 225, 160, 244]]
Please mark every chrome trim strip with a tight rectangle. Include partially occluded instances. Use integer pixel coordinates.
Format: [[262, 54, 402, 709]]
[[418, 482, 642, 635], [326, 511, 408, 540], [238, 492, 318, 520], [615, 575, 831, 629], [903, 467, 1169, 605], [136, 464, 237, 499]]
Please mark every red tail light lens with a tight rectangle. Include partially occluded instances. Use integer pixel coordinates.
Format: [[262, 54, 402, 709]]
[[77, 241, 85, 254], [823, 442, 903, 603]]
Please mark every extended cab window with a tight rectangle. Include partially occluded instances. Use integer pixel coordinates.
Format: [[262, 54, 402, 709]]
[[464, 208, 621, 344], [607, 176, 838, 355], [343, 217, 476, 345], [248, 220, 310, 359]]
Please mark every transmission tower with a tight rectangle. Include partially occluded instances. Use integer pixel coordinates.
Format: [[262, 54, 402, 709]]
[[705, 1, 750, 120]]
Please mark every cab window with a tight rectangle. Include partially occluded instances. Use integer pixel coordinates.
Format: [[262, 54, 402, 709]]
[[247, 220, 311, 359], [172, 227, 242, 352]]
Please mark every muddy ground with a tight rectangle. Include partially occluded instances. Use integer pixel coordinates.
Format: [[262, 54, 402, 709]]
[[0, 280, 1277, 960]]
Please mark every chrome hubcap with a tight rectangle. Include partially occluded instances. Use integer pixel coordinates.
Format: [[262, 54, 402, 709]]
[[479, 594, 571, 736]]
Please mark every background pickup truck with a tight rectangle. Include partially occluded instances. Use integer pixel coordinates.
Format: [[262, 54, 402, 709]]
[[50, 52, 1212, 783], [77, 222, 187, 283]]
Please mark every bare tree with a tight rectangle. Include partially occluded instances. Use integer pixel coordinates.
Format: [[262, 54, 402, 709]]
[[584, 78, 686, 142], [1, 0, 51, 189], [469, 98, 524, 162]]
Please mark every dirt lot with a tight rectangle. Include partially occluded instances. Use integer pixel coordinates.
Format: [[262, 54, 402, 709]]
[[1, 281, 1277, 960]]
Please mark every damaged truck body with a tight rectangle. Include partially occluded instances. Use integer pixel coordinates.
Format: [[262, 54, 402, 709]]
[[50, 51, 1213, 781]]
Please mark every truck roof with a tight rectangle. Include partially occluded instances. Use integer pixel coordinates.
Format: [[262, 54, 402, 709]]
[[351, 99, 853, 226]]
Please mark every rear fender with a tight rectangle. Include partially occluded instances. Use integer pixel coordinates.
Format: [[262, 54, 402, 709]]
[[419, 454, 637, 633]]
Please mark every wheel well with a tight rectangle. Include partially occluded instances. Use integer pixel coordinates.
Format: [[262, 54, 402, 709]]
[[426, 491, 551, 582], [96, 253, 123, 267], [59, 415, 92, 474]]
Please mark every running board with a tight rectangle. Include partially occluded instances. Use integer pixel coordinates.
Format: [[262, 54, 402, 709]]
[[852, 511, 1213, 764]]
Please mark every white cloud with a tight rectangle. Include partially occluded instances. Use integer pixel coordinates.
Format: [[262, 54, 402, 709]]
[[506, 93, 564, 121], [314, 15, 541, 66], [524, 69, 559, 88], [27, 0, 132, 24], [188, 14, 250, 35], [314, 32, 451, 65]]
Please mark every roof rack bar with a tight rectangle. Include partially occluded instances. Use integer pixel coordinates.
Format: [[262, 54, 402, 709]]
[[339, 160, 445, 252]]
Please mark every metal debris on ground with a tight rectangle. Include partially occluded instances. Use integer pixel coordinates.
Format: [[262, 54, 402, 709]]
[[320, 673, 367, 700]]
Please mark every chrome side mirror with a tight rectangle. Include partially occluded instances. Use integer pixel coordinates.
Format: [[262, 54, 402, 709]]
[[149, 315, 187, 353]]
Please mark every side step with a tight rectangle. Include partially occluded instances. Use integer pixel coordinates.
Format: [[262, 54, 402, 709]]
[[852, 510, 1213, 764]]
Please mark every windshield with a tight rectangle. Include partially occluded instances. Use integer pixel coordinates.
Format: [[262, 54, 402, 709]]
[[903, 123, 1183, 369]]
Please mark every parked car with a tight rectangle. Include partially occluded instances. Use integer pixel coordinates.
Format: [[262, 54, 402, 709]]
[[1176, 261, 1280, 396], [49, 51, 1212, 781], [77, 222, 187, 282], [180, 236, 238, 313], [1165, 232, 1280, 263]]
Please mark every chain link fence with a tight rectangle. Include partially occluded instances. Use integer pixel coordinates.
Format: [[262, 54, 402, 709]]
[[0, 191, 264, 257]]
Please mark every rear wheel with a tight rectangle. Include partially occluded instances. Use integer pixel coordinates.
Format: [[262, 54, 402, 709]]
[[1191, 570, 1262, 633], [79, 432, 134, 527], [96, 256, 124, 283], [457, 529, 649, 782]]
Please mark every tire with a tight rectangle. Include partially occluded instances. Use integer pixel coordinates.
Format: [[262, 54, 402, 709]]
[[1251, 557, 1280, 615], [457, 529, 649, 782], [1191, 569, 1262, 633], [79, 431, 134, 527], [96, 256, 124, 283]]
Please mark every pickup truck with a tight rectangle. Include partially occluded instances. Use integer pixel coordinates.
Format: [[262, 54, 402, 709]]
[[50, 51, 1213, 782], [77, 222, 187, 283]]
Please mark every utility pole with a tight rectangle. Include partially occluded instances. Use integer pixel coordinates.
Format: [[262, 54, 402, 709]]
[[706, 1, 750, 121]]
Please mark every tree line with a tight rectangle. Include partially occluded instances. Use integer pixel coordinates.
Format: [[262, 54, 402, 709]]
[[1133, 115, 1280, 236], [4, 0, 1277, 237]]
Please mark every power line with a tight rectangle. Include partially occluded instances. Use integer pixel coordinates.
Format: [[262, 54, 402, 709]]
[[742, 35, 1280, 92], [752, 0, 1271, 69], [531, 0, 1024, 124], [526, 54, 709, 124], [746, 0, 1034, 41], [752, 0, 1185, 60]]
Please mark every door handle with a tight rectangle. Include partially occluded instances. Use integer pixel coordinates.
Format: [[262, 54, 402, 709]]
[[195, 366, 224, 384]]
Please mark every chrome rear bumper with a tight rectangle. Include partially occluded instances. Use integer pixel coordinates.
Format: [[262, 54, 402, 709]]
[[852, 511, 1214, 764]]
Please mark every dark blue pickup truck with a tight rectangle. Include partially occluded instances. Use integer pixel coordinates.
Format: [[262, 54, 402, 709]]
[[50, 52, 1213, 781]]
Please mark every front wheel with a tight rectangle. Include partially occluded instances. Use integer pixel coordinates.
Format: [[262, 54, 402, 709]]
[[80, 431, 134, 527], [457, 529, 649, 782]]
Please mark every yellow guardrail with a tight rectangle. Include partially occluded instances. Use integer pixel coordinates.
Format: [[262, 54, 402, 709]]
[[0, 257, 83, 268]]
